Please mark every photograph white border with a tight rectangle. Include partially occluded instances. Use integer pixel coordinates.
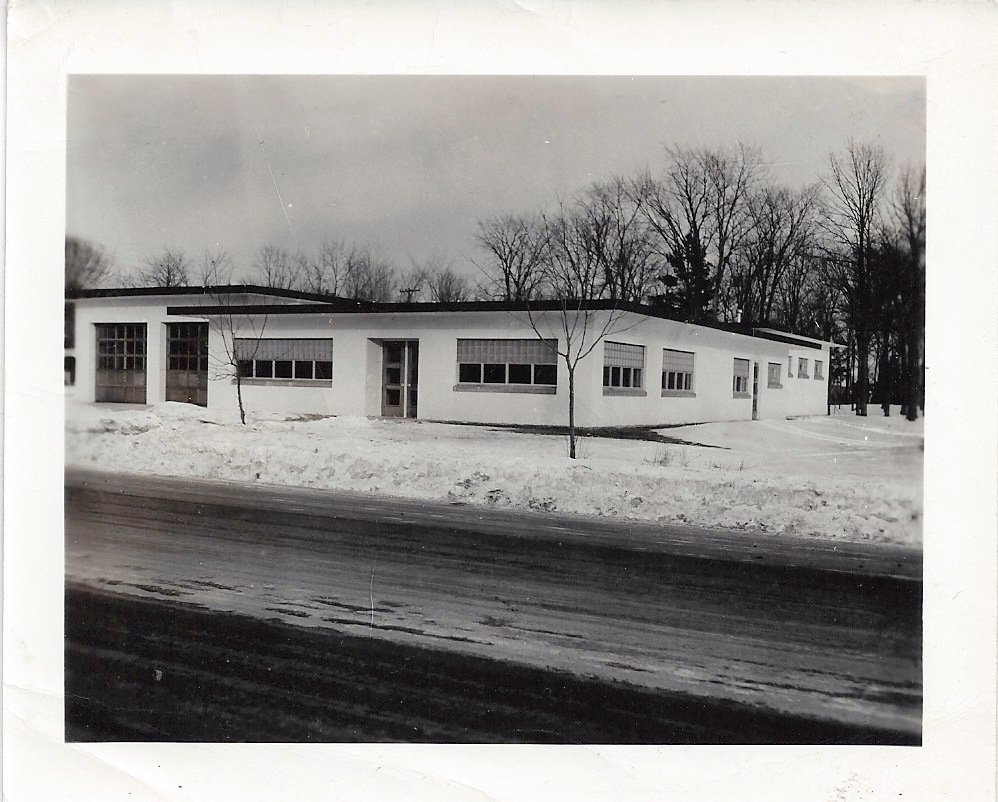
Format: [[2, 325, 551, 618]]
[[5, 2, 997, 800]]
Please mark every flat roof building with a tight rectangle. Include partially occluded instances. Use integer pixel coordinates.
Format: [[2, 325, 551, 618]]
[[65, 286, 837, 427]]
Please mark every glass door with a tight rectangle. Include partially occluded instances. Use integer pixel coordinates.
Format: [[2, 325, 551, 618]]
[[751, 361, 760, 420], [381, 340, 418, 418]]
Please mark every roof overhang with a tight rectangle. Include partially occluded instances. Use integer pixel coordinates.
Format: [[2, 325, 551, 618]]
[[751, 328, 845, 349], [66, 284, 348, 304]]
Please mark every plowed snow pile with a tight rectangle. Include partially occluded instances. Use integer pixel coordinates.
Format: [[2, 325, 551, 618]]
[[65, 400, 923, 546]]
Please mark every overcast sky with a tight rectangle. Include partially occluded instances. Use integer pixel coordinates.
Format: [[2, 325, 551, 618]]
[[67, 75, 925, 286]]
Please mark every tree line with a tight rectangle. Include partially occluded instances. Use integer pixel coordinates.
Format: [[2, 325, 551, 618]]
[[66, 138, 925, 421], [471, 141, 924, 421]]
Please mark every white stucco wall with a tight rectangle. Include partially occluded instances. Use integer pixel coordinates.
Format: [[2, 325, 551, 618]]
[[68, 295, 832, 427]]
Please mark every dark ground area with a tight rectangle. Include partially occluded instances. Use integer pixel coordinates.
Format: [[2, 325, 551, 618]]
[[65, 584, 918, 745], [423, 418, 727, 447]]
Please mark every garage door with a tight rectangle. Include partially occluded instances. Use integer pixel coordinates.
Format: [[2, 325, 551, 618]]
[[95, 323, 147, 404], [166, 322, 208, 406]]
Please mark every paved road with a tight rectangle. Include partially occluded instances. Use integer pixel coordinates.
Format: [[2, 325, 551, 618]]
[[65, 467, 922, 740]]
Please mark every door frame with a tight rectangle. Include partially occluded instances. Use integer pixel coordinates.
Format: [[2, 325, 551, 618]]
[[751, 360, 760, 420], [165, 321, 209, 407], [380, 339, 419, 418]]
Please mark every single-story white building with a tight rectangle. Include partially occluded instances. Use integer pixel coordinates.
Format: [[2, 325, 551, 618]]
[[65, 286, 837, 428]]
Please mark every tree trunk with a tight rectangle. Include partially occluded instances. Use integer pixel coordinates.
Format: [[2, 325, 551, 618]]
[[567, 363, 577, 460], [236, 373, 246, 425], [879, 331, 892, 417], [906, 295, 920, 422], [855, 327, 869, 416], [846, 327, 855, 411]]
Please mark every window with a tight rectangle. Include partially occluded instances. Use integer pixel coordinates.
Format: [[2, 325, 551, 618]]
[[661, 349, 695, 395], [603, 342, 645, 393], [787, 355, 793, 378], [767, 362, 782, 389], [65, 302, 76, 349], [234, 338, 333, 382], [814, 360, 824, 380], [459, 363, 482, 383], [456, 339, 558, 391], [733, 358, 750, 397], [96, 323, 147, 403], [507, 363, 532, 384], [798, 357, 809, 379], [167, 323, 208, 373], [65, 356, 76, 386]]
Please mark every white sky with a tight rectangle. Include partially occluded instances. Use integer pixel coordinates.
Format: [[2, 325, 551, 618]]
[[67, 75, 925, 285]]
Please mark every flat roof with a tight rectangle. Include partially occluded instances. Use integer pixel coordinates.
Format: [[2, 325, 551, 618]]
[[67, 284, 346, 304], [751, 328, 846, 349], [67, 285, 839, 349]]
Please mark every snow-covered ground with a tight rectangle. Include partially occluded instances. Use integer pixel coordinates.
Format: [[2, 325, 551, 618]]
[[65, 399, 923, 546]]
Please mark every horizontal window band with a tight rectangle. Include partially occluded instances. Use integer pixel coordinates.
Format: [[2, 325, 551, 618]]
[[660, 390, 697, 398], [235, 337, 334, 361], [603, 388, 647, 397], [456, 338, 557, 365], [231, 378, 332, 388], [453, 383, 556, 395]]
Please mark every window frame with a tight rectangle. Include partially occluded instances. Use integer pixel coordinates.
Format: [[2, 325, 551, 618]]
[[233, 338, 334, 386], [454, 338, 559, 394], [767, 361, 783, 389], [814, 359, 824, 381], [95, 322, 148, 404], [798, 357, 809, 379], [732, 357, 751, 398], [661, 348, 696, 398], [603, 341, 647, 396]]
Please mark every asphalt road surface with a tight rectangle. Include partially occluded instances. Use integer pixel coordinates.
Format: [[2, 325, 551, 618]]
[[65, 467, 922, 743]]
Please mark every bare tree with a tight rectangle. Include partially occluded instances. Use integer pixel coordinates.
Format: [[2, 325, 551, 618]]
[[728, 183, 819, 322], [65, 236, 114, 291], [820, 140, 891, 416], [252, 245, 305, 290], [341, 245, 397, 302], [703, 143, 761, 318], [406, 253, 471, 302], [584, 177, 661, 303], [139, 247, 191, 287], [892, 163, 926, 421], [521, 203, 639, 459], [639, 143, 760, 323], [300, 238, 348, 296], [198, 285, 269, 425], [474, 212, 550, 301], [196, 248, 235, 287]]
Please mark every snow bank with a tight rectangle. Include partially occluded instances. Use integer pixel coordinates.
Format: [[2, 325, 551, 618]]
[[65, 401, 923, 546]]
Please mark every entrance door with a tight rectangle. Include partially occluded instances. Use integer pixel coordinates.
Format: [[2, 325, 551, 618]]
[[166, 322, 209, 406], [381, 340, 418, 418], [751, 361, 760, 421]]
